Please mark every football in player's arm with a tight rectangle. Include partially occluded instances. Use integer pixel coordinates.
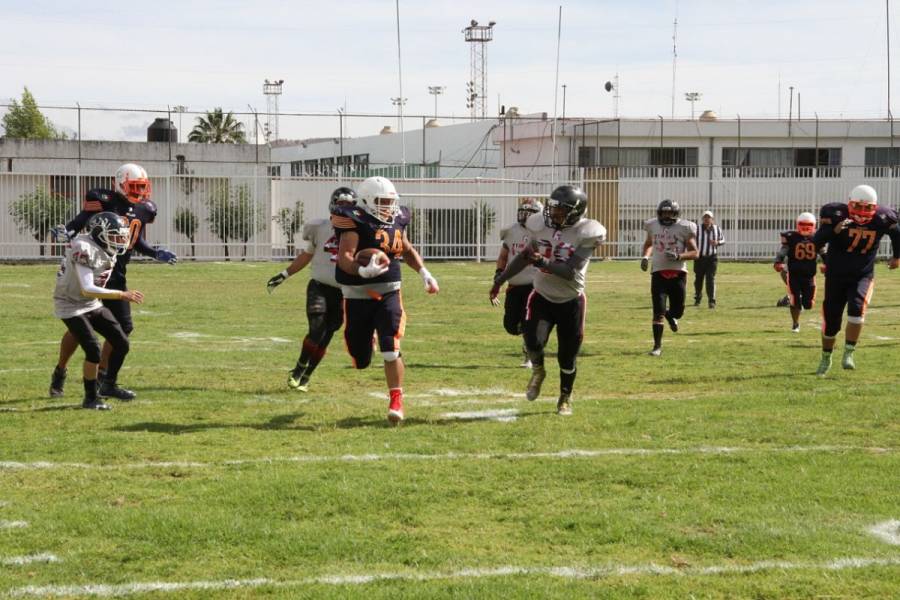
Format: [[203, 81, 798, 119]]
[[49, 163, 175, 402], [52, 213, 144, 410], [811, 185, 900, 376], [266, 187, 358, 392], [491, 185, 605, 416], [492, 198, 543, 368], [332, 176, 438, 425], [773, 212, 824, 333], [640, 199, 699, 357]]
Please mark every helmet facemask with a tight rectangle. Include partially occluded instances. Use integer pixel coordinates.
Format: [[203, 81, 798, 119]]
[[369, 196, 399, 224], [848, 200, 877, 225]]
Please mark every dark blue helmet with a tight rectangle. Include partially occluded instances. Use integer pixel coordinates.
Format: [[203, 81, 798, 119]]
[[329, 187, 357, 213], [545, 185, 587, 229]]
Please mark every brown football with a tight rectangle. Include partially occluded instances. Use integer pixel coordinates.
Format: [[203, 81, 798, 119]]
[[355, 248, 390, 266]]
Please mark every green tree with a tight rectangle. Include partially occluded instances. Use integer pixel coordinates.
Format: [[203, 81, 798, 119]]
[[1, 88, 66, 140], [205, 181, 264, 260], [9, 185, 72, 256], [188, 108, 246, 144], [273, 201, 304, 256], [174, 206, 199, 259]]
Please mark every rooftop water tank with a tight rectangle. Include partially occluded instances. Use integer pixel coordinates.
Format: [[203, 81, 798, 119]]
[[147, 118, 177, 142]]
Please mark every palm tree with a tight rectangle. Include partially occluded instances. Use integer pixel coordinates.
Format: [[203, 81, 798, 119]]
[[188, 108, 247, 144]]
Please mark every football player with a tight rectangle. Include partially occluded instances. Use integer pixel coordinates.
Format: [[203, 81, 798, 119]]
[[332, 176, 439, 424], [490, 185, 606, 416], [266, 187, 358, 391], [812, 185, 900, 375], [640, 199, 699, 356], [49, 163, 175, 401], [492, 198, 544, 367], [53, 213, 145, 410], [774, 212, 823, 332]]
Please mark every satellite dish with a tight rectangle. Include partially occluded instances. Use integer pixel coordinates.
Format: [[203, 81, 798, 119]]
[[604, 81, 613, 93]]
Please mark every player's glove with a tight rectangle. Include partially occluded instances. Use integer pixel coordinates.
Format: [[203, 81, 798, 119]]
[[154, 247, 177, 265], [267, 270, 289, 294], [773, 262, 785, 273], [50, 225, 70, 243], [489, 283, 501, 306], [419, 267, 439, 294], [664, 250, 680, 261], [358, 256, 389, 279], [819, 264, 827, 274], [640, 257, 649, 271]]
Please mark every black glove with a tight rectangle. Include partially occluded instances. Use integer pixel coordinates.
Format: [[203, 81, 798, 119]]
[[267, 270, 289, 294], [640, 257, 649, 272]]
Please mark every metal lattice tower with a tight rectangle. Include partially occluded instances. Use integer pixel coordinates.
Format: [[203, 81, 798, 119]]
[[463, 20, 495, 120], [262, 79, 284, 142]]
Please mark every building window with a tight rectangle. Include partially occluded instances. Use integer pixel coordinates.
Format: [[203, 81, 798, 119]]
[[290, 161, 302, 177], [577, 146, 595, 167], [593, 147, 698, 177], [722, 147, 842, 177], [267, 165, 281, 177], [303, 160, 319, 176], [865, 147, 900, 177]]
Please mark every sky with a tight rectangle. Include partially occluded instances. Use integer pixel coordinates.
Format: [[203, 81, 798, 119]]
[[0, 0, 897, 141]]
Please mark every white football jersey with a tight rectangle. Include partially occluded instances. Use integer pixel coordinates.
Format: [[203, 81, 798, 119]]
[[301, 218, 340, 288], [524, 212, 606, 303], [499, 222, 536, 287], [53, 235, 116, 319], [644, 218, 697, 273]]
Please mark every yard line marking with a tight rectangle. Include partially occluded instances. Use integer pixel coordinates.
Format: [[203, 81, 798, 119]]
[[441, 409, 519, 422], [869, 520, 900, 546], [0, 520, 28, 529], [369, 387, 515, 400], [8, 556, 900, 597], [0, 445, 892, 472], [2, 553, 60, 566]]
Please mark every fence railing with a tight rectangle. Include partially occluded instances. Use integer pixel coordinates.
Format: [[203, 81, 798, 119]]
[[2, 166, 897, 261]]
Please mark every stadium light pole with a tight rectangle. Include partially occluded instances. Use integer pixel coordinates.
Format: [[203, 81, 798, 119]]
[[427, 85, 445, 120], [684, 92, 701, 119], [391, 96, 407, 172]]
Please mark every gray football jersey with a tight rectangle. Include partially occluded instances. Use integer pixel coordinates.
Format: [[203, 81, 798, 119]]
[[644, 218, 697, 273], [53, 235, 116, 319], [302, 218, 340, 288], [500, 222, 536, 287], [524, 212, 606, 303]]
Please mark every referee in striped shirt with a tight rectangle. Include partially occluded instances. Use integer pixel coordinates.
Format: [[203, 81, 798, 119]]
[[694, 210, 725, 308]]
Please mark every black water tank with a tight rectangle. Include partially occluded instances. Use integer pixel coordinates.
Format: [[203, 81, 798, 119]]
[[147, 118, 177, 142]]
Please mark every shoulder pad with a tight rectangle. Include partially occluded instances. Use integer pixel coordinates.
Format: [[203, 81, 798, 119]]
[[83, 188, 115, 212], [576, 219, 607, 244], [680, 219, 698, 235], [395, 205, 411, 226], [331, 206, 364, 230], [875, 205, 899, 227], [780, 231, 793, 244], [525, 212, 545, 233], [819, 202, 847, 225], [499, 225, 511, 240], [643, 218, 657, 232], [301, 221, 318, 241]]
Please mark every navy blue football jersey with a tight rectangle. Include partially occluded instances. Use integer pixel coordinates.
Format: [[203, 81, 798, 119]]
[[66, 188, 158, 285], [779, 231, 819, 277], [331, 205, 410, 287], [815, 202, 900, 277]]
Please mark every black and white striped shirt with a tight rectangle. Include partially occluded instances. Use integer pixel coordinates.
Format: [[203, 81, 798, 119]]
[[696, 224, 725, 257]]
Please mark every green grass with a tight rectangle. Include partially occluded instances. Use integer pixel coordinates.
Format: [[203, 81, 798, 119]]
[[1, 260, 899, 599]]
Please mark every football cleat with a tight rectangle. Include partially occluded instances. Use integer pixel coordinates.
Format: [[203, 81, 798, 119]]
[[816, 352, 833, 377], [665, 314, 678, 333], [387, 393, 404, 425], [288, 368, 310, 392], [49, 366, 67, 398], [693, 298, 701, 307], [82, 398, 111, 411], [841, 347, 856, 370], [649, 347, 662, 357], [525, 366, 546, 401], [98, 382, 136, 401], [556, 394, 573, 416], [776, 296, 790, 308], [791, 323, 800, 333]]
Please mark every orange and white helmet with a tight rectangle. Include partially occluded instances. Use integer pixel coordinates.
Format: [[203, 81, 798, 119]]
[[115, 163, 151, 204], [848, 184, 877, 225], [358, 176, 399, 223], [796, 212, 816, 236]]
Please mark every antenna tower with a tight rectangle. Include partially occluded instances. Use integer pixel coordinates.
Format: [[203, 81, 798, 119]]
[[262, 79, 284, 142], [463, 20, 495, 120]]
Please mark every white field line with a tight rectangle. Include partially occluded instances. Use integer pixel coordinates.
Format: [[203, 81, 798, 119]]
[[2, 553, 60, 566], [0, 520, 28, 529], [369, 387, 512, 400], [8, 556, 900, 597], [870, 520, 900, 546], [0, 445, 892, 472], [441, 409, 519, 422]]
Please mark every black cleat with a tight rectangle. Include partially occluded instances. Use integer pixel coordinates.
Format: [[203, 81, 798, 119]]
[[98, 382, 136, 402], [693, 298, 701, 307], [776, 296, 790, 308], [49, 366, 67, 398], [82, 398, 111, 410], [665, 314, 678, 333]]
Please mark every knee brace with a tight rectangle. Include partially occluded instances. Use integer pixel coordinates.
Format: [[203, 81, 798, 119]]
[[381, 350, 400, 362], [847, 315, 864, 324]]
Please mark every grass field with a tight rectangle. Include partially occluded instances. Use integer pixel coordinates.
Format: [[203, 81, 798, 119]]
[[1, 260, 899, 599]]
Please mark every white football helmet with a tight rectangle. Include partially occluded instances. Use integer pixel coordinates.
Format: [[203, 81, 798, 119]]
[[796, 212, 816, 236], [517, 198, 544, 225], [358, 176, 399, 223], [848, 184, 878, 225], [115, 163, 151, 204]]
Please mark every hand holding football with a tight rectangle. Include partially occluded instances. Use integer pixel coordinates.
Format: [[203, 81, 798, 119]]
[[355, 248, 390, 267]]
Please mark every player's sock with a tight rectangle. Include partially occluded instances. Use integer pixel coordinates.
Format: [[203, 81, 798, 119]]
[[560, 368, 576, 396], [83, 378, 98, 401], [652, 323, 664, 349], [388, 388, 404, 424]]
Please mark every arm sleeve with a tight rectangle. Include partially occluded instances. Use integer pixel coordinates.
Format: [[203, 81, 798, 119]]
[[774, 245, 788, 263], [494, 250, 532, 286], [75, 263, 122, 300], [65, 210, 95, 236], [539, 245, 593, 281], [888, 224, 900, 259]]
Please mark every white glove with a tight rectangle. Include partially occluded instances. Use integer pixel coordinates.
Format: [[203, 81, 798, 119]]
[[358, 256, 389, 279], [664, 250, 680, 261], [420, 267, 439, 294], [51, 225, 70, 243]]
